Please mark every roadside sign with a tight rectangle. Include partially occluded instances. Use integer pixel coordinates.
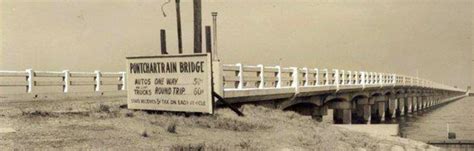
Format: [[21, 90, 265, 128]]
[[126, 53, 213, 114]]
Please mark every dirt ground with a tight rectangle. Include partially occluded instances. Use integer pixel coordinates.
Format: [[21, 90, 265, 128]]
[[0, 97, 440, 150]]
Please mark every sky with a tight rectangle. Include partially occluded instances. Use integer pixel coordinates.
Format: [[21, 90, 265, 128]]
[[0, 0, 472, 89]]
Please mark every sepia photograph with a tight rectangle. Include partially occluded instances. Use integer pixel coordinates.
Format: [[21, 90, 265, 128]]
[[0, 0, 473, 150]]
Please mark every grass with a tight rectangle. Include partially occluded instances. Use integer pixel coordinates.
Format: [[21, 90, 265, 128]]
[[169, 143, 228, 151], [21, 110, 55, 117], [125, 112, 134, 117], [98, 104, 111, 113], [141, 130, 149, 137], [166, 122, 177, 133], [191, 116, 271, 132]]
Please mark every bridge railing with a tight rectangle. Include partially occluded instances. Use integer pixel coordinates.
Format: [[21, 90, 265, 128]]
[[0, 69, 126, 93], [222, 64, 464, 94]]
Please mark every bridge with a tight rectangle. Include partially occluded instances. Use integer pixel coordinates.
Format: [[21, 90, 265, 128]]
[[219, 63, 467, 124], [0, 63, 467, 124]]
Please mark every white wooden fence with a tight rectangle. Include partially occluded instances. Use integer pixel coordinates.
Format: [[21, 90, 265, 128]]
[[0, 69, 126, 93]]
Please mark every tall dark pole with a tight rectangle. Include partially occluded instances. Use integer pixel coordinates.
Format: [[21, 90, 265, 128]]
[[160, 29, 168, 54], [205, 26, 212, 53], [193, 0, 202, 53], [175, 0, 183, 54], [211, 12, 218, 60]]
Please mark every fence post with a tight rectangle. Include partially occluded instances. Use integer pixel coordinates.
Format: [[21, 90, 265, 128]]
[[373, 73, 376, 85], [26, 69, 34, 93], [323, 68, 328, 86], [346, 70, 350, 85], [291, 67, 299, 93], [63, 70, 70, 93], [379, 73, 383, 88], [392, 74, 396, 87], [302, 67, 309, 86], [315, 68, 319, 86], [257, 64, 264, 89], [372, 72, 376, 85], [120, 72, 126, 90], [361, 71, 366, 89], [340, 70, 345, 86], [333, 69, 339, 91], [236, 63, 243, 89], [276, 66, 282, 88], [352, 71, 360, 85], [94, 70, 101, 92]]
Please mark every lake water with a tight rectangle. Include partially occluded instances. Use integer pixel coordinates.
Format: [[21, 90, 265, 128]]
[[398, 97, 474, 142]]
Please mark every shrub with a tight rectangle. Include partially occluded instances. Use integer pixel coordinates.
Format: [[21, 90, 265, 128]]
[[167, 122, 177, 133]]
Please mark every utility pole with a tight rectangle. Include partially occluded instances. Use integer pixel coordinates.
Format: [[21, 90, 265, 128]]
[[160, 29, 168, 54], [193, 0, 202, 53], [175, 0, 183, 54], [205, 26, 212, 53], [211, 12, 218, 60]]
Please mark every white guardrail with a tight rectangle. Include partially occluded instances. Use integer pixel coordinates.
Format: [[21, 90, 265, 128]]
[[0, 69, 126, 93], [0, 65, 465, 94]]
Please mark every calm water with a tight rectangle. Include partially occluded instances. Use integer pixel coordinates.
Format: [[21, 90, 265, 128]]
[[399, 97, 474, 142]]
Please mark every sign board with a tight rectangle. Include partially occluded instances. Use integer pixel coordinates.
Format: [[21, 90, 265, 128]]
[[126, 53, 213, 114]]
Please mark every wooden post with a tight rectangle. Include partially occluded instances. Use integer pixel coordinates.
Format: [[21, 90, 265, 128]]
[[193, 0, 202, 53], [205, 26, 212, 53], [236, 63, 243, 89], [120, 72, 126, 90], [211, 12, 218, 60], [63, 70, 70, 93], [175, 0, 183, 54], [94, 70, 101, 92], [257, 64, 264, 89], [26, 69, 34, 93], [276, 66, 282, 88], [291, 67, 299, 92], [160, 29, 168, 55]]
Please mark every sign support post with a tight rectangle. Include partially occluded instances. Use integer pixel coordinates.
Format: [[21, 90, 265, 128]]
[[212, 91, 244, 116]]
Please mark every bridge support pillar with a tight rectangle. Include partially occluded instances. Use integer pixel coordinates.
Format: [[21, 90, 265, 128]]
[[355, 97, 371, 124], [419, 96, 424, 111], [388, 96, 397, 119], [322, 109, 334, 123], [312, 105, 328, 122], [406, 97, 413, 114], [362, 104, 371, 123], [341, 109, 352, 124], [377, 101, 386, 122], [432, 97, 435, 107], [413, 97, 418, 112], [420, 96, 425, 110], [425, 96, 428, 109], [397, 97, 405, 116], [430, 96, 433, 107], [370, 95, 387, 123], [331, 101, 352, 124], [428, 97, 432, 108]]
